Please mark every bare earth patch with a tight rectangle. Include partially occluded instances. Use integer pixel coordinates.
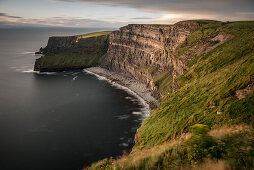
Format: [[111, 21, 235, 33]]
[[195, 32, 234, 56], [235, 82, 254, 99]]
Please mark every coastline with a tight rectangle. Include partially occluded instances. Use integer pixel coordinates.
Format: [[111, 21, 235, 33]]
[[84, 67, 159, 122]]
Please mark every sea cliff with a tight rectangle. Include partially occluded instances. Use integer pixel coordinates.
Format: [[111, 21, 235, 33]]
[[36, 36, 78, 54], [34, 31, 111, 72], [102, 21, 200, 91]]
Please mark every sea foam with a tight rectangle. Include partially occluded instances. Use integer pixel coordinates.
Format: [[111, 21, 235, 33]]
[[83, 69, 150, 123]]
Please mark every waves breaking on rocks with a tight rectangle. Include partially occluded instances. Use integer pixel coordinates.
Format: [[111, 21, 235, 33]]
[[84, 67, 159, 123]]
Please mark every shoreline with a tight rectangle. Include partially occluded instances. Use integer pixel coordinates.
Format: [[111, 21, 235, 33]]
[[84, 67, 159, 122]]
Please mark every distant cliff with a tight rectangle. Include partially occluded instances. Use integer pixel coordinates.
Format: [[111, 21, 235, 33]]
[[36, 36, 78, 54], [34, 31, 111, 72]]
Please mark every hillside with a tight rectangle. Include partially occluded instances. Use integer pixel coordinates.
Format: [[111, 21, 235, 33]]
[[88, 21, 254, 169], [34, 31, 111, 72]]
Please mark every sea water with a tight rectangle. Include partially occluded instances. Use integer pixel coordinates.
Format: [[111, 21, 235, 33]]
[[0, 27, 147, 170]]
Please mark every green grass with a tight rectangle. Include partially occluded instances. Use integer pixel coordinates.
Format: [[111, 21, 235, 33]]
[[143, 24, 170, 27], [76, 31, 112, 39], [40, 31, 111, 70], [186, 21, 222, 44], [154, 69, 173, 95]]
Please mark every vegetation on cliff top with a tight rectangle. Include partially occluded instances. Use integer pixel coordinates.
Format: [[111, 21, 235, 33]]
[[76, 31, 111, 39], [38, 31, 111, 71], [87, 21, 254, 169]]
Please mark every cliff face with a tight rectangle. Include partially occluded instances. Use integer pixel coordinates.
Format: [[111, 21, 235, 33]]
[[46, 36, 77, 49], [102, 21, 201, 91], [34, 32, 110, 72], [36, 36, 78, 54]]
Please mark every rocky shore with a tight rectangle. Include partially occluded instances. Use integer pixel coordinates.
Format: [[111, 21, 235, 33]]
[[85, 67, 159, 108]]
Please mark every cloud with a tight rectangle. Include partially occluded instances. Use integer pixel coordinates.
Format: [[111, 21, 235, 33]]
[[0, 13, 125, 28], [129, 17, 153, 20], [1, 0, 253, 28], [0, 13, 22, 19], [50, 0, 254, 20]]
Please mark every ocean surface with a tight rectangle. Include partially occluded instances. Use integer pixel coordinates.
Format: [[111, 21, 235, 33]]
[[0, 27, 148, 170]]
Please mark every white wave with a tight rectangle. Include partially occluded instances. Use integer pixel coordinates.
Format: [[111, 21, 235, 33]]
[[84, 70, 108, 81], [84, 69, 150, 123], [22, 69, 34, 73], [14, 67, 37, 73], [119, 143, 129, 147], [72, 72, 80, 76], [15, 68, 39, 74], [22, 65, 34, 68], [132, 111, 142, 115], [23, 52, 35, 54], [11, 64, 34, 73], [73, 76, 78, 80], [39, 72, 56, 75], [36, 72, 56, 75], [115, 114, 130, 120]]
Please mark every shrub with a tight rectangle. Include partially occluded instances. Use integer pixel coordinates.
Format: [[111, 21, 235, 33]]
[[188, 124, 225, 161], [222, 131, 254, 169]]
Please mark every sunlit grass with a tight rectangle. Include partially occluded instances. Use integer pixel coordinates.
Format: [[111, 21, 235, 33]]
[[76, 31, 112, 39]]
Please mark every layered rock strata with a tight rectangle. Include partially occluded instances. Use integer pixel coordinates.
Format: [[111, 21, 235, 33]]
[[102, 21, 201, 91], [36, 36, 78, 54]]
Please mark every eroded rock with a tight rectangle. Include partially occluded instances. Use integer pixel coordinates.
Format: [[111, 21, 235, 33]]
[[102, 21, 201, 91]]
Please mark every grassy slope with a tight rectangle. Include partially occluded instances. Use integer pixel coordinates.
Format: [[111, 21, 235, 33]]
[[40, 31, 111, 69], [87, 21, 254, 169], [136, 21, 254, 147]]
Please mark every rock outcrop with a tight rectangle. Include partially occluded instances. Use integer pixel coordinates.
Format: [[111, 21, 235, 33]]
[[102, 21, 201, 91], [36, 36, 78, 54], [34, 36, 79, 71], [34, 32, 110, 72]]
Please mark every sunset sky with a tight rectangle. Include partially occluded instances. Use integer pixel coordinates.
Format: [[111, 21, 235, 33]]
[[0, 0, 254, 28]]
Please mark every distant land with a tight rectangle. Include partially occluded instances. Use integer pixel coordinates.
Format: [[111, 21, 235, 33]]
[[34, 20, 254, 169]]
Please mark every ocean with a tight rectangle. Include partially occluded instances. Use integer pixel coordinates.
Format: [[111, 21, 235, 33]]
[[0, 27, 148, 170]]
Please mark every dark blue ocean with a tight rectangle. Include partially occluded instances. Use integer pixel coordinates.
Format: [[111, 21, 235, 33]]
[[0, 27, 147, 170]]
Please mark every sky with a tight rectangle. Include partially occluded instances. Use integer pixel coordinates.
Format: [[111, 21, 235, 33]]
[[0, 0, 254, 28]]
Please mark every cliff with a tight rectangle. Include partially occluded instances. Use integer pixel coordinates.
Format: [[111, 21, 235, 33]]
[[102, 21, 235, 96], [88, 21, 254, 169], [102, 21, 200, 92], [36, 36, 78, 54], [34, 31, 111, 72]]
